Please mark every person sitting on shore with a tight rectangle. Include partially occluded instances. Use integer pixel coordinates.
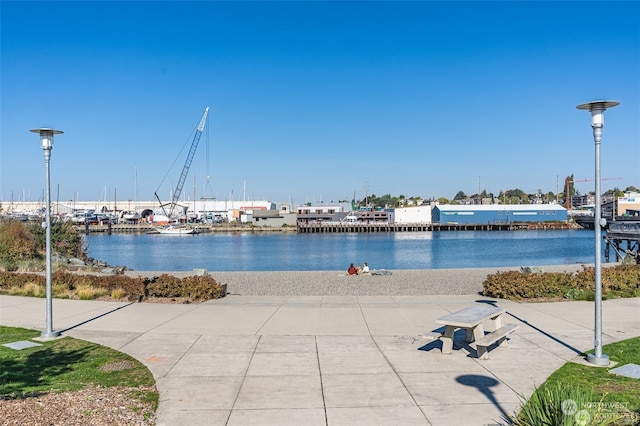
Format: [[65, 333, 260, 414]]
[[362, 262, 370, 274], [356, 264, 363, 274], [347, 263, 358, 275]]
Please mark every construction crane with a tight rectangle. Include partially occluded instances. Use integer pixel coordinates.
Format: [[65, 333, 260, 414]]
[[155, 107, 209, 219]]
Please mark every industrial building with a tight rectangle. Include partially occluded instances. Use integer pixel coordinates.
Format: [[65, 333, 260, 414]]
[[432, 204, 567, 224], [393, 205, 433, 224]]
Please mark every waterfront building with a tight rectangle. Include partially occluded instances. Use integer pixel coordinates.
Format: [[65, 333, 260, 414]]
[[295, 203, 346, 223], [252, 204, 297, 227], [571, 193, 596, 209], [615, 192, 640, 216], [181, 199, 275, 223], [393, 205, 433, 224], [432, 204, 568, 224]]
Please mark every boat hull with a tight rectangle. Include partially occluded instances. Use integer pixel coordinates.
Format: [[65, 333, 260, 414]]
[[155, 227, 197, 235]]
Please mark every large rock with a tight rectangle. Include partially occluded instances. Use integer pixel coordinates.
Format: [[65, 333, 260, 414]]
[[68, 257, 86, 266], [52, 254, 68, 264]]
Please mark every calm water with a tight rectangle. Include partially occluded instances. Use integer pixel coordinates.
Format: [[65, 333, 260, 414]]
[[85, 229, 600, 271]]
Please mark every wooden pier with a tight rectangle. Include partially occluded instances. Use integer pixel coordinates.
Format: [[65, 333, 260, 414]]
[[77, 221, 579, 235], [296, 221, 577, 233], [604, 220, 640, 263], [78, 224, 156, 234], [76, 223, 296, 234]]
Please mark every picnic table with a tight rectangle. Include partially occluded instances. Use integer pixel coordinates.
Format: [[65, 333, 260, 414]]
[[435, 304, 518, 359]]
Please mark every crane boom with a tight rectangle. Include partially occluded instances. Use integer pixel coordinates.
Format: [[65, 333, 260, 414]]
[[167, 107, 209, 218]]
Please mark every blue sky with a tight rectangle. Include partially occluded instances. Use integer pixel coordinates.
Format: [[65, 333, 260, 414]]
[[1, 1, 638, 207]]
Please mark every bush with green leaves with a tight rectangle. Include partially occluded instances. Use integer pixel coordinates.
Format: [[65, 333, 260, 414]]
[[483, 265, 640, 301], [0, 219, 87, 271], [146, 274, 226, 300], [0, 220, 40, 270], [28, 220, 86, 259], [0, 270, 225, 302]]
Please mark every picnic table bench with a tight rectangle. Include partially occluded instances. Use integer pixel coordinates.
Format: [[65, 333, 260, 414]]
[[433, 304, 519, 359]]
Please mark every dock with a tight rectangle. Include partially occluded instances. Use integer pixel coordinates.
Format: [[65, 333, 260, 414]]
[[604, 219, 640, 263], [296, 221, 577, 233], [75, 223, 296, 234], [77, 224, 156, 234], [77, 221, 580, 235]]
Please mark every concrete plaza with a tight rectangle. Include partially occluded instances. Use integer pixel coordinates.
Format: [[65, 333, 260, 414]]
[[1, 294, 639, 425]]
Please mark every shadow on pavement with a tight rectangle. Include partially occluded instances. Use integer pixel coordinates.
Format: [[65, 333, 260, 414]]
[[456, 374, 513, 425], [476, 299, 584, 356], [59, 302, 134, 334]]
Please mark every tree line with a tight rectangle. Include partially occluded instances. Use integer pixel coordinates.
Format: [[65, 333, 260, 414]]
[[349, 180, 639, 210]]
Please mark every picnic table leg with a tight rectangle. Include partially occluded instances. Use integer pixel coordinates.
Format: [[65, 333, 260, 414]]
[[471, 325, 485, 343], [493, 314, 504, 329], [441, 325, 455, 354], [464, 327, 474, 342]]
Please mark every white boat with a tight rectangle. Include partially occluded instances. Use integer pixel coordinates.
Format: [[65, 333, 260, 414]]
[[156, 226, 197, 235]]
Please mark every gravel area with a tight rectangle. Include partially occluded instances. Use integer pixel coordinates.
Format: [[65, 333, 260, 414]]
[[126, 264, 592, 297], [0, 386, 156, 426]]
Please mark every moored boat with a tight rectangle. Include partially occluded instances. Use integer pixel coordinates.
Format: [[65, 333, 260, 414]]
[[155, 226, 198, 235]]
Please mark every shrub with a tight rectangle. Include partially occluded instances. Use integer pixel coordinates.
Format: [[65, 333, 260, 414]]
[[111, 287, 127, 300], [0, 271, 44, 290], [22, 282, 46, 298], [0, 270, 226, 302], [146, 274, 225, 300], [0, 219, 87, 272], [0, 259, 18, 272], [76, 284, 109, 300], [6, 286, 25, 295], [483, 265, 640, 301], [482, 270, 573, 300], [52, 283, 71, 298], [0, 220, 40, 267], [16, 259, 44, 272], [28, 220, 87, 259], [563, 287, 586, 300], [146, 274, 180, 298]]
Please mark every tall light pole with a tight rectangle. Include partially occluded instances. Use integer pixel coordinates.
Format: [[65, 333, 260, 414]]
[[30, 128, 63, 339], [576, 100, 619, 366]]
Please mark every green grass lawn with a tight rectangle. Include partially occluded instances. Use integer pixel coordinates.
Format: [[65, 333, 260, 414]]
[[515, 337, 640, 425], [546, 338, 640, 408], [0, 325, 158, 417]]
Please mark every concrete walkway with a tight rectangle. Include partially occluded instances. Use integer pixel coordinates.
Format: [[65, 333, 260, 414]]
[[1, 294, 639, 425]]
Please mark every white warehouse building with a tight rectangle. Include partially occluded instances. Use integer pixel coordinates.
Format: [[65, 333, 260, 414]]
[[393, 205, 433, 224]]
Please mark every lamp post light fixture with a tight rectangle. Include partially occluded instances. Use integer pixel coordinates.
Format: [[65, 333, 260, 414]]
[[576, 100, 619, 366], [30, 127, 63, 339]]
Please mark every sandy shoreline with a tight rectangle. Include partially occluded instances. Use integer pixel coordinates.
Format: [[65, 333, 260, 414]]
[[125, 264, 595, 296]]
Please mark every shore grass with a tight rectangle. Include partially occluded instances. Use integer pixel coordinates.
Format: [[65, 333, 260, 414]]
[[0, 325, 158, 417], [515, 337, 640, 425]]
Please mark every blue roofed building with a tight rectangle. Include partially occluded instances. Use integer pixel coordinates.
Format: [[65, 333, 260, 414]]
[[432, 204, 567, 224]]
